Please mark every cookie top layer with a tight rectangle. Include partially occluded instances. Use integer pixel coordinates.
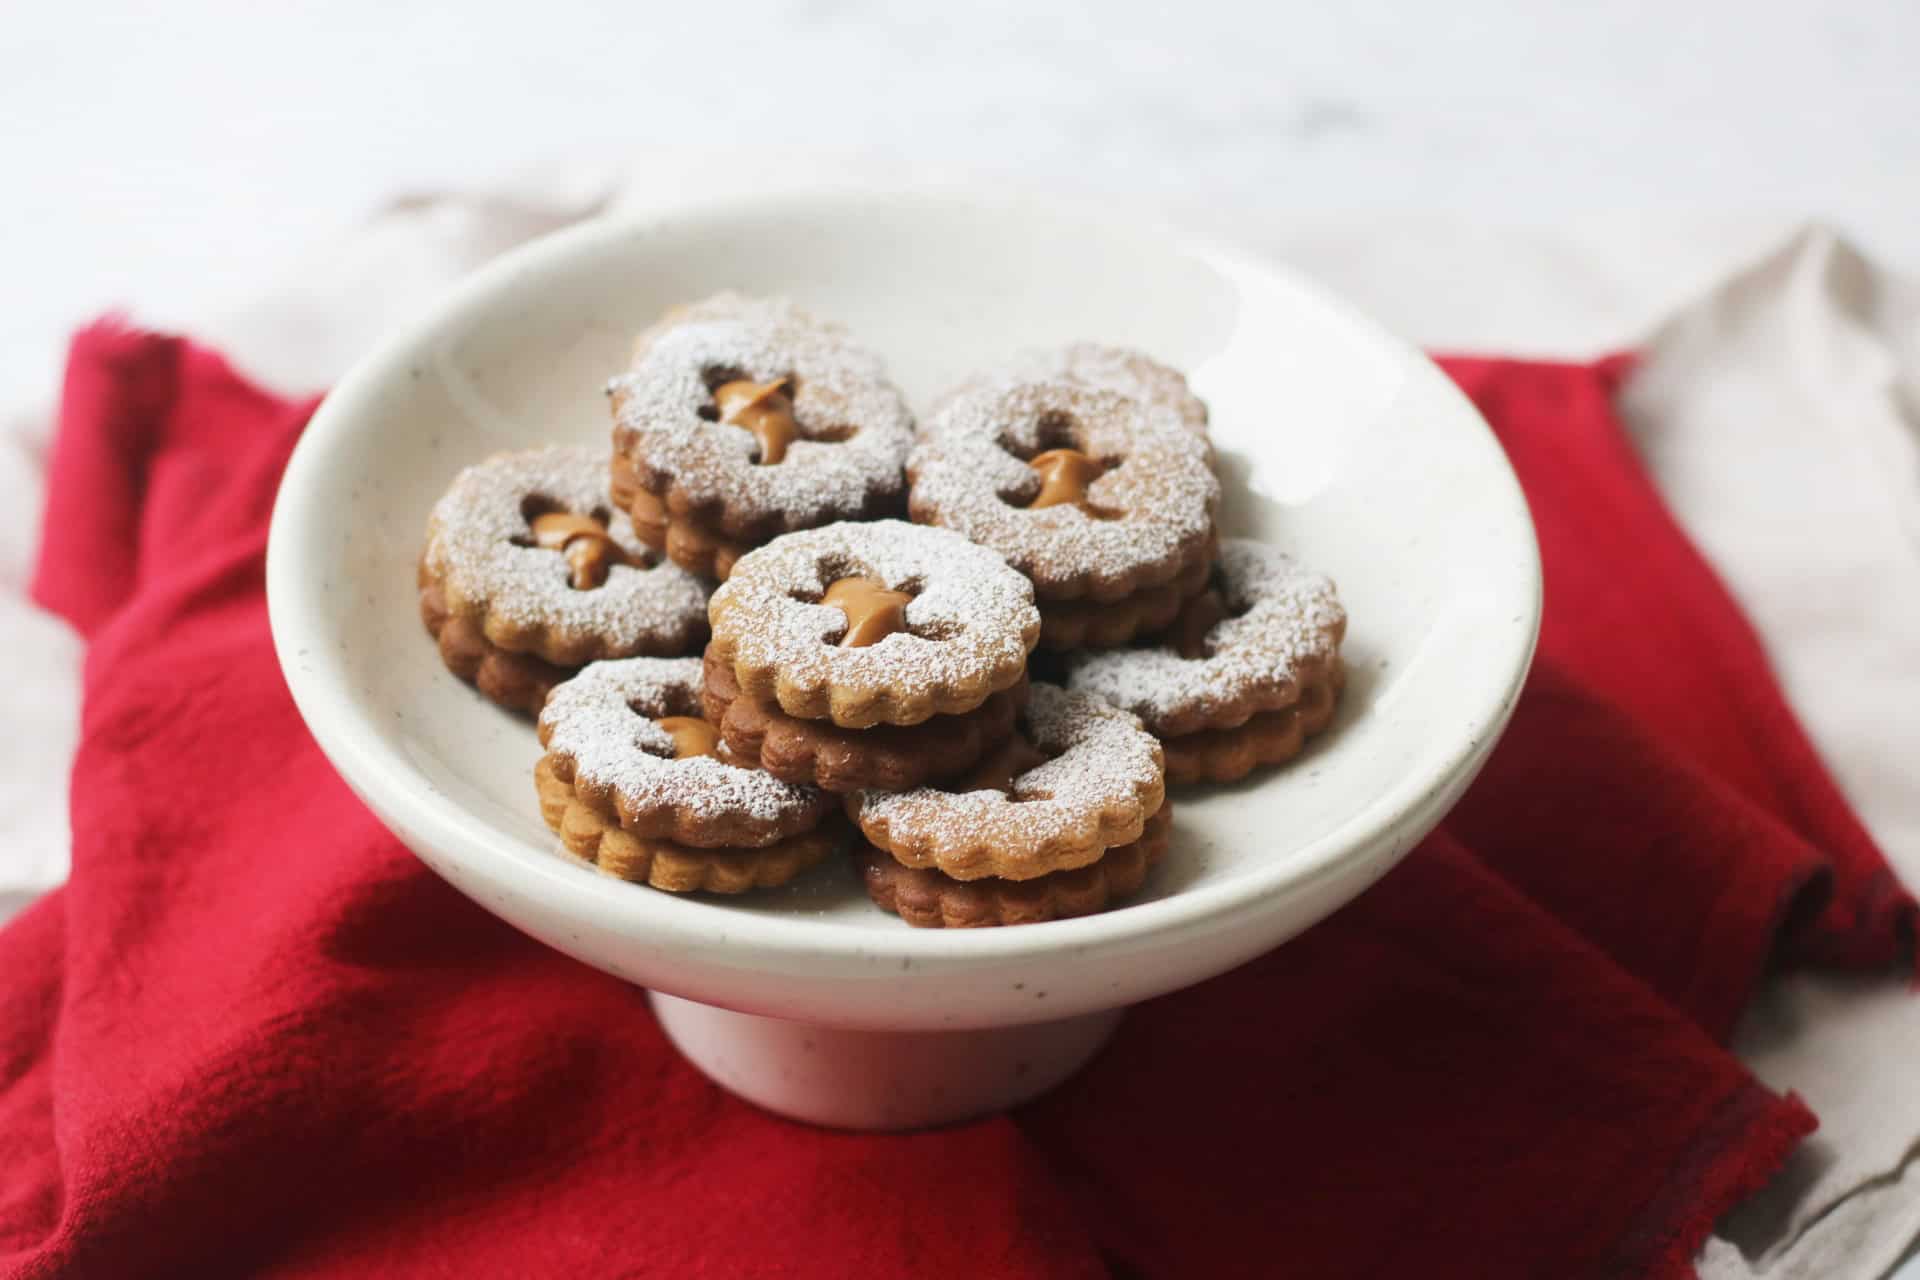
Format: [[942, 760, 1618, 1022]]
[[1067, 538, 1346, 737], [537, 656, 830, 848], [608, 295, 915, 541], [847, 684, 1165, 882], [940, 343, 1208, 437], [908, 379, 1219, 601], [422, 445, 710, 664], [708, 520, 1041, 729]]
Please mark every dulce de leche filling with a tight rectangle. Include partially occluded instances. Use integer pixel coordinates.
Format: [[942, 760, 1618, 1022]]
[[654, 715, 722, 760], [713, 377, 799, 465], [1024, 448, 1120, 519], [960, 733, 1049, 794], [820, 576, 913, 647], [530, 511, 636, 589]]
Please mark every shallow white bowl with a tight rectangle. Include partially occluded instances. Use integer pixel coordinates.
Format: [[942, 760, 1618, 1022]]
[[267, 190, 1539, 1128]]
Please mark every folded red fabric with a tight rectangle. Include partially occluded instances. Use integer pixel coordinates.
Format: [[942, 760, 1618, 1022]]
[[2, 326, 1909, 1279]]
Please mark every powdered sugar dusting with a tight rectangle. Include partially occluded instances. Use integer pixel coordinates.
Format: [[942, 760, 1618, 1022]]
[[942, 343, 1208, 435], [711, 520, 1038, 696], [539, 656, 823, 827], [608, 295, 914, 530], [634, 292, 809, 347], [909, 380, 1218, 594], [423, 445, 710, 648], [1067, 539, 1346, 732], [851, 684, 1160, 847]]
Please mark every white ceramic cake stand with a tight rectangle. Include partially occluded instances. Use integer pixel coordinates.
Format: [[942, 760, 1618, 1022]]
[[267, 189, 1539, 1130]]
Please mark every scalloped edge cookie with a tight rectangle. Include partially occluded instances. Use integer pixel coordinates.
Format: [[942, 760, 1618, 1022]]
[[1066, 539, 1347, 737], [936, 342, 1210, 439], [421, 445, 711, 669], [708, 520, 1040, 729], [846, 685, 1166, 882], [908, 379, 1219, 602], [537, 656, 835, 848], [856, 803, 1172, 927], [1162, 661, 1345, 784], [536, 755, 837, 892], [608, 295, 915, 545]]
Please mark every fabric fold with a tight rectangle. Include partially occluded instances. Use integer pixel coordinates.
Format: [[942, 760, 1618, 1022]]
[[0, 324, 1907, 1279]]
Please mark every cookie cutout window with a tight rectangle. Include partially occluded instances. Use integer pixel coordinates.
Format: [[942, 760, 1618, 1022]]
[[997, 411, 1123, 519], [515, 495, 636, 589], [957, 733, 1052, 801], [786, 558, 961, 647], [698, 368, 855, 464], [1163, 586, 1241, 659], [820, 576, 915, 647], [653, 715, 723, 760]]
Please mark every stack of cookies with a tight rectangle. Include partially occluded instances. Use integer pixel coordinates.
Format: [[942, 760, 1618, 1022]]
[[910, 347, 1221, 650], [697, 519, 1170, 927], [607, 294, 916, 580], [416, 293, 1346, 928]]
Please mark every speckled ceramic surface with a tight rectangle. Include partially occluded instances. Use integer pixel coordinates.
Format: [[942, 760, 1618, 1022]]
[[266, 191, 1538, 1073]]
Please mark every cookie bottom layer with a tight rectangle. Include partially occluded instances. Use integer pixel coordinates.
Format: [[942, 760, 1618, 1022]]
[[1036, 551, 1213, 650], [535, 755, 835, 893], [420, 576, 572, 715], [608, 455, 745, 581], [857, 803, 1172, 928], [1161, 662, 1345, 784], [701, 648, 1026, 792], [632, 497, 749, 581]]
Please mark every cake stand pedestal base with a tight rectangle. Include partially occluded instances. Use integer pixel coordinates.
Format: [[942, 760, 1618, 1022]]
[[649, 991, 1124, 1131]]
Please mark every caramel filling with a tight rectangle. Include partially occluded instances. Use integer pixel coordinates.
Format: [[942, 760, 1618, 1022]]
[[530, 511, 635, 589], [1024, 448, 1121, 519], [714, 377, 799, 465], [1026, 447, 1101, 508], [960, 733, 1049, 794], [654, 715, 722, 760], [820, 576, 913, 647], [1168, 588, 1230, 660]]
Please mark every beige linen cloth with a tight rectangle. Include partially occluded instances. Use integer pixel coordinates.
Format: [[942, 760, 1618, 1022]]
[[1634, 232, 1920, 1280], [0, 187, 1912, 1276]]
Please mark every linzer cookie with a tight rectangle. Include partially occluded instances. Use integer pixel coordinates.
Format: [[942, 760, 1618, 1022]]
[[607, 294, 915, 580], [535, 657, 838, 892], [419, 446, 710, 714], [938, 342, 1209, 440], [1068, 539, 1347, 783], [846, 683, 1166, 885], [706, 520, 1040, 729], [909, 378, 1220, 648], [855, 804, 1171, 928]]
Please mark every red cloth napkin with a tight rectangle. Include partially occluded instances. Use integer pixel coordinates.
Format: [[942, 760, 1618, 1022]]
[[2, 327, 1911, 1279]]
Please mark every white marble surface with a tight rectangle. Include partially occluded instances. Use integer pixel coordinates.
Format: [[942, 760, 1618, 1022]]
[[4, 0, 1919, 412]]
